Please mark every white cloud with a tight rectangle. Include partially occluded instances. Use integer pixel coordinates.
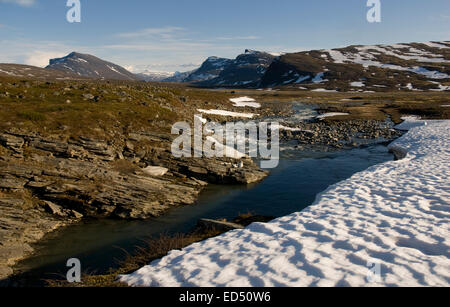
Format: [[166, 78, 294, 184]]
[[0, 39, 83, 67], [216, 36, 261, 40], [0, 22, 310, 73], [102, 41, 216, 52], [25, 50, 67, 67], [116, 26, 186, 39], [0, 0, 35, 7]]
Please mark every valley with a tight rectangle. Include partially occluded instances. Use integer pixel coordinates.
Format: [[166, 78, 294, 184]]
[[0, 69, 448, 284], [0, 35, 448, 287]]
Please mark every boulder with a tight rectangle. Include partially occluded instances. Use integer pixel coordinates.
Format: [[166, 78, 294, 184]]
[[142, 166, 168, 177]]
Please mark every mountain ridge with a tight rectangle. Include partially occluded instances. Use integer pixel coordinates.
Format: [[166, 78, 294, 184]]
[[260, 41, 450, 91], [2, 41, 449, 92], [165, 50, 277, 87], [46, 52, 141, 81]]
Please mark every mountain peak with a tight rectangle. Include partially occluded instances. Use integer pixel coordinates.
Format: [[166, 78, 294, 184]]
[[46, 52, 140, 81]]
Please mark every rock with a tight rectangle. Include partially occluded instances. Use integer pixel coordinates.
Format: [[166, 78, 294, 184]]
[[188, 166, 208, 175], [0, 197, 65, 280], [0, 177, 27, 189], [142, 166, 168, 177], [0, 133, 24, 154], [82, 93, 95, 100], [191, 178, 208, 186], [42, 201, 66, 217], [125, 141, 134, 151], [70, 210, 84, 219]]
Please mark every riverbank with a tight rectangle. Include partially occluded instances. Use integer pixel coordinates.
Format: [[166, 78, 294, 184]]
[[120, 118, 450, 287]]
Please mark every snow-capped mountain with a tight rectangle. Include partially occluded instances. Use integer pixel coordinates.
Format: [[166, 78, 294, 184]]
[[170, 50, 277, 87], [184, 56, 233, 83], [135, 70, 174, 82], [260, 41, 450, 91], [46, 52, 141, 81], [160, 56, 231, 83], [163, 70, 196, 82], [199, 50, 277, 87]]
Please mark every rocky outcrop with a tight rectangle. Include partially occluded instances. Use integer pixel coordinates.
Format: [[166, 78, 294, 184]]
[[0, 129, 267, 279], [0, 198, 66, 280]]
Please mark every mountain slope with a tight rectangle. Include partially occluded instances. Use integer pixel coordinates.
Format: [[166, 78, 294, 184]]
[[198, 50, 276, 87], [183, 56, 232, 83], [260, 41, 450, 91], [46, 52, 141, 81], [170, 50, 277, 87], [0, 63, 87, 80]]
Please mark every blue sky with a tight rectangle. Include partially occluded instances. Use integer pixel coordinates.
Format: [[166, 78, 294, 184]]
[[0, 0, 449, 72]]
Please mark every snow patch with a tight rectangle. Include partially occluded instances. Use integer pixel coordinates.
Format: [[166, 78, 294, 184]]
[[316, 112, 349, 119], [198, 109, 256, 119], [311, 88, 337, 92], [350, 81, 365, 87], [230, 97, 261, 108]]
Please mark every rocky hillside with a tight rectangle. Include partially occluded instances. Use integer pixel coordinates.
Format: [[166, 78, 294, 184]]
[[168, 50, 276, 87], [46, 52, 141, 81], [164, 56, 232, 83], [199, 50, 276, 87], [260, 41, 450, 92], [185, 56, 232, 83], [164, 41, 450, 91]]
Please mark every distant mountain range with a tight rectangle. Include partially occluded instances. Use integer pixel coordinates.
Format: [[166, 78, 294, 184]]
[[1, 41, 448, 91], [161, 42, 449, 91], [135, 70, 175, 82]]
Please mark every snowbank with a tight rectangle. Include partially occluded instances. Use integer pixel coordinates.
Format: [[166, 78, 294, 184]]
[[120, 119, 450, 287], [311, 88, 337, 92], [230, 97, 261, 109], [317, 112, 349, 119], [198, 109, 256, 119]]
